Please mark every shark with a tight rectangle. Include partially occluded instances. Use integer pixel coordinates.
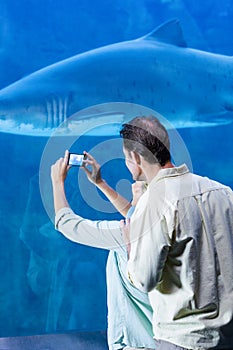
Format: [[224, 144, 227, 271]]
[[0, 19, 232, 136]]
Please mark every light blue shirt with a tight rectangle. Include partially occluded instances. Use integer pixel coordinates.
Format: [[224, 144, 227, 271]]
[[55, 207, 155, 349], [106, 248, 155, 349]]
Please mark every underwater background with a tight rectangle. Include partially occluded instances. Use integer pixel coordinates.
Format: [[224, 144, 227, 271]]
[[0, 0, 233, 337]]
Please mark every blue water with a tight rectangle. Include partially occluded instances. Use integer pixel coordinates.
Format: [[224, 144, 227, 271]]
[[0, 0, 233, 338]]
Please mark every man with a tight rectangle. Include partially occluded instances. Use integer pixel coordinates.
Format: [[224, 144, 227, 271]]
[[119, 116, 233, 349], [51, 151, 155, 350]]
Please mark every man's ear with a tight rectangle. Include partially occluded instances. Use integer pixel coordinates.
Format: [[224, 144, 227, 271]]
[[132, 151, 141, 165]]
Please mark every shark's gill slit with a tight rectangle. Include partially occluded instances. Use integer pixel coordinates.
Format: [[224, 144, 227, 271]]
[[59, 98, 64, 126], [46, 99, 53, 129], [52, 98, 58, 128], [63, 96, 68, 126]]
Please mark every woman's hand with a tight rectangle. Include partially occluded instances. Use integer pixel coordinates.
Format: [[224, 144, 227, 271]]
[[50, 150, 71, 213], [131, 181, 147, 206], [51, 150, 71, 185], [82, 151, 103, 185]]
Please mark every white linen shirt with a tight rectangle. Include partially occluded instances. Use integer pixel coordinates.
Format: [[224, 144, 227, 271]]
[[127, 164, 233, 349]]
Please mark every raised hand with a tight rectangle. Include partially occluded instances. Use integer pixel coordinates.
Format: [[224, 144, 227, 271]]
[[81, 151, 103, 185]]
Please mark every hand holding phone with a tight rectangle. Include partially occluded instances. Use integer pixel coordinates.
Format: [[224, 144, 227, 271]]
[[68, 153, 86, 167]]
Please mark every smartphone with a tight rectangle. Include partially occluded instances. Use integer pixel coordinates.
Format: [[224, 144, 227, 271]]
[[68, 153, 86, 167]]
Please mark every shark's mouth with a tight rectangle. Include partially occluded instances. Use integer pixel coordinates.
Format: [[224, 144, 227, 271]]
[[0, 112, 125, 137], [1, 108, 231, 137], [0, 118, 54, 136], [0, 102, 175, 137]]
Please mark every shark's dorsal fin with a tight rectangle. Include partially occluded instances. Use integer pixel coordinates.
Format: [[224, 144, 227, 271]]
[[141, 19, 187, 47]]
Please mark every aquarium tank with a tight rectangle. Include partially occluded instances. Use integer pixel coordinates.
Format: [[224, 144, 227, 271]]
[[0, 0, 232, 338]]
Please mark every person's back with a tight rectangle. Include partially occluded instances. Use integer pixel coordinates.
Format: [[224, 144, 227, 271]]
[[128, 165, 233, 349]]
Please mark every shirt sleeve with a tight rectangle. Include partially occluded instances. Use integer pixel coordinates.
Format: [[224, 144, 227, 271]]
[[127, 201, 172, 293], [55, 207, 125, 250]]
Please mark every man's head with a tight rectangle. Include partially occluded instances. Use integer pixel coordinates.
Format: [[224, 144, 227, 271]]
[[120, 116, 171, 181]]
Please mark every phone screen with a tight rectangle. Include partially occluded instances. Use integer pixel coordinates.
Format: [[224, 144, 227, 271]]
[[68, 153, 85, 166]]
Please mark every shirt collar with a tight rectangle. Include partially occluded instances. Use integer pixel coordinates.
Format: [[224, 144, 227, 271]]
[[150, 164, 190, 185]]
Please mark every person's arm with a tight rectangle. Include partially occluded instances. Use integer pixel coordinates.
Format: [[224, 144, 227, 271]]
[[55, 207, 124, 250], [120, 181, 148, 257], [51, 150, 71, 214], [119, 185, 171, 292], [126, 202, 171, 293], [82, 151, 131, 217], [51, 150, 125, 250]]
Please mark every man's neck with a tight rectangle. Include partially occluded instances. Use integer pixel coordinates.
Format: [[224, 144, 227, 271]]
[[146, 161, 174, 183], [161, 161, 175, 169]]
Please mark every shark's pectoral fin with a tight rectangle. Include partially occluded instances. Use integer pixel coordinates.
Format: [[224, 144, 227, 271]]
[[172, 111, 233, 129], [195, 111, 233, 127], [141, 18, 187, 48]]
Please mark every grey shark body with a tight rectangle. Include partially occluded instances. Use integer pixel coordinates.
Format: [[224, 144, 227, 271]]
[[0, 19, 232, 135]]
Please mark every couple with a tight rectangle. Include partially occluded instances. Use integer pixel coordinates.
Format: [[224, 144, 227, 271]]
[[51, 116, 233, 350]]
